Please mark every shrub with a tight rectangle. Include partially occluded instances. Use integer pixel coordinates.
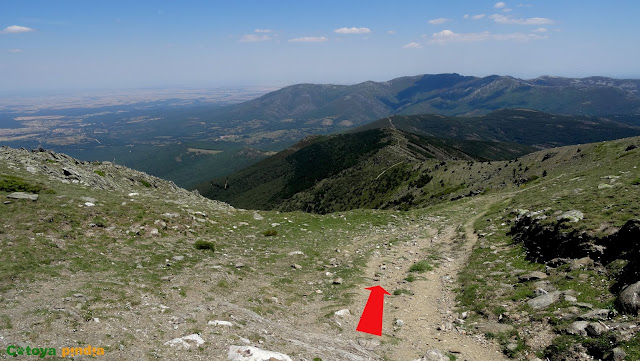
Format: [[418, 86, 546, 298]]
[[140, 180, 152, 188], [263, 229, 278, 237], [409, 260, 433, 273], [194, 240, 215, 252], [0, 175, 43, 194], [393, 289, 414, 296], [94, 170, 105, 177]]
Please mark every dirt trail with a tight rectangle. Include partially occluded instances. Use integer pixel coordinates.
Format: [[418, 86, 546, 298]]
[[359, 200, 510, 361]]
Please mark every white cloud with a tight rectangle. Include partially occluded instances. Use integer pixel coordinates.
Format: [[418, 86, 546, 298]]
[[428, 30, 490, 44], [428, 18, 450, 25], [425, 29, 547, 44], [0, 25, 35, 34], [8, 48, 23, 53], [502, 8, 513, 12], [240, 34, 272, 42], [494, 2, 507, 8], [490, 14, 553, 25], [334, 27, 371, 34], [533, 27, 548, 32], [472, 14, 486, 20], [254, 29, 273, 33], [288, 36, 328, 42], [493, 32, 547, 41], [402, 42, 422, 49], [387, 30, 396, 35]]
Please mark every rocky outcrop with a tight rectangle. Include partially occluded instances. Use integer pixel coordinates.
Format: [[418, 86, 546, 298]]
[[510, 211, 640, 313], [0, 146, 230, 210]]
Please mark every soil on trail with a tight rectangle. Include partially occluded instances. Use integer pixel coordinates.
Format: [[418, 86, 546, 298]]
[[356, 199, 510, 361]]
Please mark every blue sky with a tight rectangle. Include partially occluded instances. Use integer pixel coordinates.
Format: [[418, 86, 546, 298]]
[[1, 0, 639, 91]]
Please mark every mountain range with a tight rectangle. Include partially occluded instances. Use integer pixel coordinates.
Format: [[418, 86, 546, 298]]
[[209, 73, 640, 135]]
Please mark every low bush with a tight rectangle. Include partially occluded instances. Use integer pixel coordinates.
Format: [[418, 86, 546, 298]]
[[194, 240, 215, 252], [263, 229, 278, 237], [409, 260, 433, 273]]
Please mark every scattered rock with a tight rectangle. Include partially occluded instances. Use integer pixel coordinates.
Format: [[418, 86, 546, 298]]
[[617, 281, 640, 315], [394, 319, 404, 327], [334, 309, 350, 318], [172, 255, 184, 261], [570, 257, 594, 270], [332, 277, 343, 285], [84, 202, 95, 207], [564, 295, 578, 303], [566, 321, 589, 336], [475, 322, 514, 334], [291, 264, 302, 270], [164, 334, 205, 349], [80, 196, 97, 203], [557, 210, 584, 222], [227, 346, 292, 361], [252, 212, 264, 221], [208, 320, 233, 327], [585, 322, 607, 337], [287, 251, 304, 256], [518, 271, 548, 282], [579, 309, 611, 320], [527, 291, 561, 309], [357, 338, 380, 350], [235, 263, 244, 269], [413, 348, 449, 361], [7, 192, 38, 201], [612, 347, 627, 361]]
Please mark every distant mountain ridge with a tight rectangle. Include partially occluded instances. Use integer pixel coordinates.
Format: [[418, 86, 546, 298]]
[[356, 109, 640, 149], [210, 73, 640, 134]]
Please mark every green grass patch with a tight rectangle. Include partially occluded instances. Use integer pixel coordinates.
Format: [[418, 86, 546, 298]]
[[94, 170, 105, 177], [409, 260, 433, 273], [0, 175, 43, 193], [393, 288, 414, 296]]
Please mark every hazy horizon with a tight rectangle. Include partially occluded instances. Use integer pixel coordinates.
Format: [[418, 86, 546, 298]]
[[2, 0, 640, 92]]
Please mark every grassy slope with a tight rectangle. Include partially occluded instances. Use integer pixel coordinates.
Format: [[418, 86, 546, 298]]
[[194, 128, 535, 212], [1, 136, 639, 360]]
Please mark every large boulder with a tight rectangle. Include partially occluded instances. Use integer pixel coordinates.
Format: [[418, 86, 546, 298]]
[[617, 281, 640, 315]]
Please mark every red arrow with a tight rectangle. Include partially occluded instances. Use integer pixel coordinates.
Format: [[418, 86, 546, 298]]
[[356, 285, 390, 336]]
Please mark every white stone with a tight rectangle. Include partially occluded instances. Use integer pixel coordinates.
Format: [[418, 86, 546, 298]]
[[208, 320, 233, 327], [84, 202, 95, 207], [227, 346, 292, 361], [164, 334, 205, 349], [334, 309, 351, 318]]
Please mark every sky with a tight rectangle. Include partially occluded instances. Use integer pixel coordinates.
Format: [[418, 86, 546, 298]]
[[1, 0, 639, 91]]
